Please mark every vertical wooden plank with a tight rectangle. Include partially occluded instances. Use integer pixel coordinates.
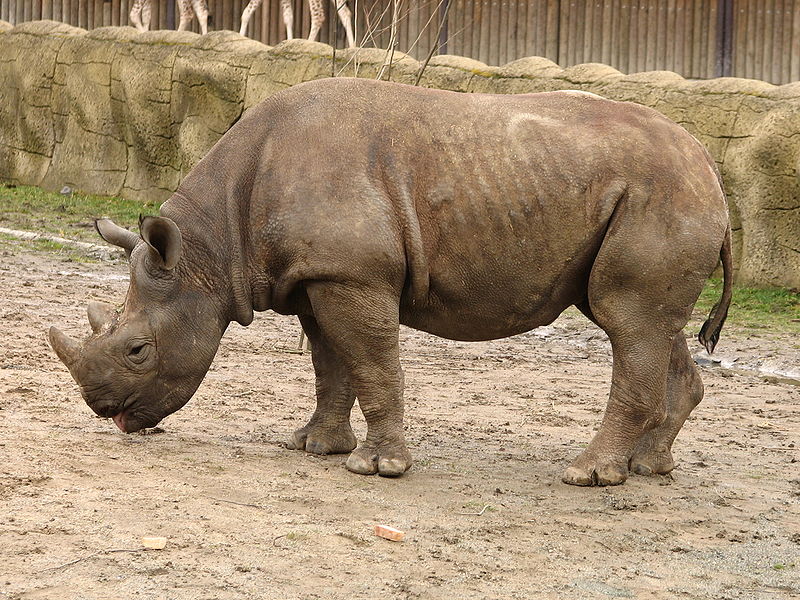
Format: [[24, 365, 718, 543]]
[[33, 0, 42, 20], [582, 0, 592, 64], [596, 0, 605, 62], [520, 0, 531, 57], [643, 0, 654, 70], [477, 0, 487, 64], [783, 0, 793, 83], [740, 0, 751, 78], [618, 0, 630, 73], [601, 0, 611, 65], [512, 0, 523, 58], [672, 0, 682, 76], [792, 0, 800, 82], [23, 0, 30, 22], [701, 0, 710, 77], [755, 0, 765, 81], [680, 0, 690, 77], [654, 0, 665, 69], [664, 0, 675, 71], [535, 0, 545, 58], [609, 0, 622, 71], [493, 0, 501, 63], [498, 0, 508, 64], [557, 0, 566, 66], [537, 0, 552, 63], [456, 0, 467, 57], [771, 0, 782, 83], [263, 0, 272, 44], [570, 0, 580, 66], [470, 0, 479, 60], [449, 0, 460, 56], [558, 0, 569, 66], [634, 0, 645, 72], [733, 0, 747, 77], [544, 0, 552, 58]]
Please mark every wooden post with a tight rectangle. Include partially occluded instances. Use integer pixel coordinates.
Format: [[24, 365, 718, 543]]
[[438, 0, 450, 55], [715, 0, 734, 77]]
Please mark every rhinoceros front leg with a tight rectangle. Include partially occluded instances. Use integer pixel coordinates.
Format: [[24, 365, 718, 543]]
[[305, 281, 412, 477], [286, 315, 357, 455]]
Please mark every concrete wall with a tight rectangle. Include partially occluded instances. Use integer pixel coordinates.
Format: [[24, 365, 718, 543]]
[[1, 20, 799, 289]]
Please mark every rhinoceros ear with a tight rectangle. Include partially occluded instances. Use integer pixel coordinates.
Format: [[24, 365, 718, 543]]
[[95, 218, 139, 258], [139, 215, 182, 270]]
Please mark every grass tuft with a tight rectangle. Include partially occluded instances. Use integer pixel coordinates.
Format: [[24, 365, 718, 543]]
[[0, 183, 161, 244], [692, 278, 800, 335]]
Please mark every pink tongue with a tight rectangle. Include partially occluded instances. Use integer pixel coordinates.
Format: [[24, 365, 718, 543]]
[[112, 412, 127, 433]]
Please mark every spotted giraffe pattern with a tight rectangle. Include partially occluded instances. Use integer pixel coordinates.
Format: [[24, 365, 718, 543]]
[[239, 0, 355, 48], [129, 0, 209, 35]]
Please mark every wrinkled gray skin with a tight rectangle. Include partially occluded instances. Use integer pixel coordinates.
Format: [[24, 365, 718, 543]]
[[50, 78, 733, 486]]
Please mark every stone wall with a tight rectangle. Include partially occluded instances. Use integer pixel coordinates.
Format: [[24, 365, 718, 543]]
[[1, 20, 799, 289]]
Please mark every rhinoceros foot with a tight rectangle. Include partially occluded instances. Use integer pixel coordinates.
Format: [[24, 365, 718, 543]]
[[345, 443, 412, 477], [287, 423, 357, 455], [628, 444, 675, 477], [562, 451, 629, 487]]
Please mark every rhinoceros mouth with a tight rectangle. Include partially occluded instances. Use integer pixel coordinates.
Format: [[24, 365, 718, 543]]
[[111, 410, 131, 433]]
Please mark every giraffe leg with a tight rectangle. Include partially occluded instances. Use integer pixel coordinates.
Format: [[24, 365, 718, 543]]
[[281, 0, 294, 39], [307, 0, 325, 42], [129, 0, 145, 31], [239, 0, 262, 36], [141, 0, 151, 30], [192, 0, 209, 34], [331, 0, 355, 47], [176, 0, 193, 31]]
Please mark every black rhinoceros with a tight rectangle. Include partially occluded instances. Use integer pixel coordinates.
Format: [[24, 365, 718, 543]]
[[50, 77, 732, 486]]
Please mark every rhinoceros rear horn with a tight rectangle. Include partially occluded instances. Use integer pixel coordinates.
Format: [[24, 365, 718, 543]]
[[95, 218, 139, 257], [48, 326, 81, 369], [87, 301, 117, 334], [139, 215, 182, 270]]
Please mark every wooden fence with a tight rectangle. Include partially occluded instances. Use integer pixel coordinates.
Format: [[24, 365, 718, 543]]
[[1, 0, 799, 84]]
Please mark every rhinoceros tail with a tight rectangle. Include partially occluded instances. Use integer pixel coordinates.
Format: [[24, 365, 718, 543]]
[[698, 224, 733, 354]]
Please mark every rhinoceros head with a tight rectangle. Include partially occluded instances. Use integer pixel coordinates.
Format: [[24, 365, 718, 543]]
[[49, 216, 226, 433]]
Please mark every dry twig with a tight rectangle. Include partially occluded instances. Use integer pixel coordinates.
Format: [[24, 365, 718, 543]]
[[458, 503, 491, 516], [40, 548, 144, 573]]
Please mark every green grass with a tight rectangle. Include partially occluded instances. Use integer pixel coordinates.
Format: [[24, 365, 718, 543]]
[[0, 183, 160, 243], [693, 278, 800, 334], [0, 232, 98, 263]]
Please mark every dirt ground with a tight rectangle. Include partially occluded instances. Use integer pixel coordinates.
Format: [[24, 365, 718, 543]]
[[1, 243, 798, 600]]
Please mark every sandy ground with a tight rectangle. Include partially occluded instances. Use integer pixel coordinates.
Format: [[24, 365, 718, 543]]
[[1, 243, 798, 600]]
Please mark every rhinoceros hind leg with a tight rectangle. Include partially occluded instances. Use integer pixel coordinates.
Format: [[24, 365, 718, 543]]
[[629, 333, 704, 476], [286, 315, 357, 455], [305, 282, 412, 477], [562, 205, 713, 487]]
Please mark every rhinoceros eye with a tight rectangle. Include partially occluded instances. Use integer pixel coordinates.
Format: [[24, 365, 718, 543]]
[[126, 342, 151, 365]]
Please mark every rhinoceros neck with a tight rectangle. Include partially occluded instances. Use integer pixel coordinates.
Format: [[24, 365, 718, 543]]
[[161, 189, 255, 327]]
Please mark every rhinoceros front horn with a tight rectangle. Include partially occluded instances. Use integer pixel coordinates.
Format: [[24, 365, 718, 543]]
[[48, 327, 81, 369]]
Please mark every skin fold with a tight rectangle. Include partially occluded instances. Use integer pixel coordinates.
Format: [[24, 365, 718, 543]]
[[50, 78, 732, 486]]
